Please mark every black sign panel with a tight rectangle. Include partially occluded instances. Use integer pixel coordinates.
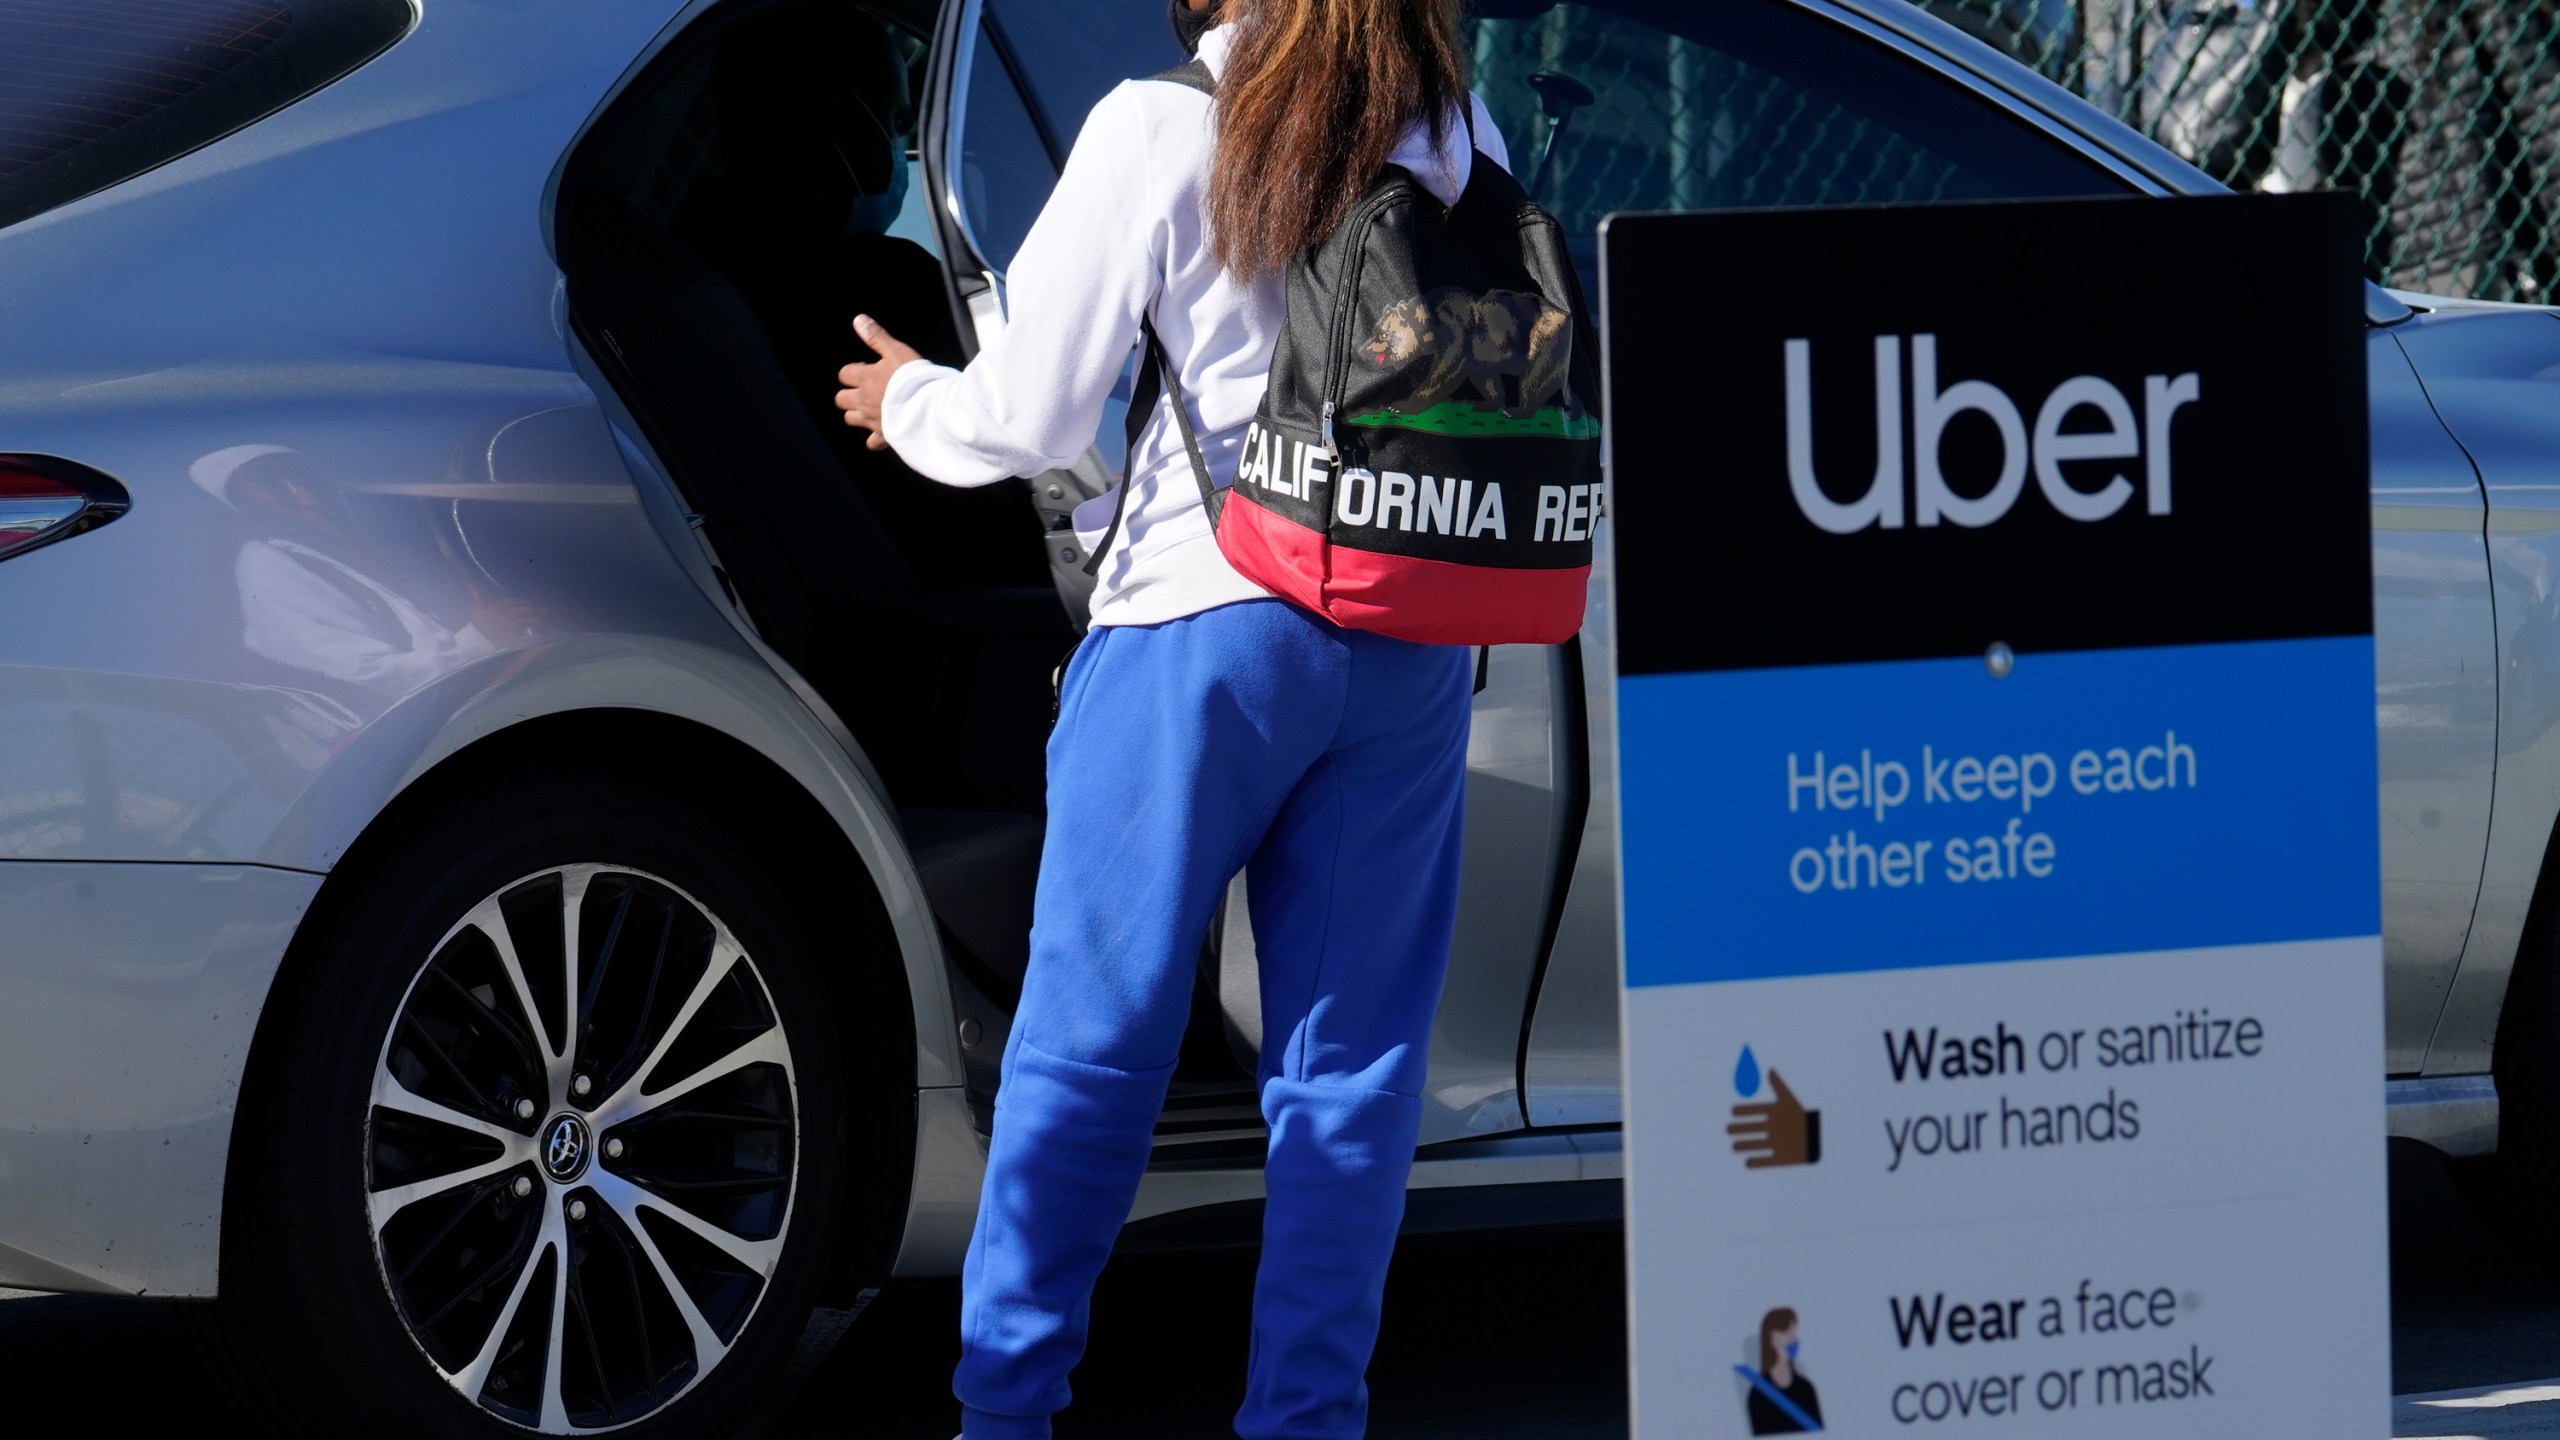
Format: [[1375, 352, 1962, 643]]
[[1603, 193, 2370, 676]]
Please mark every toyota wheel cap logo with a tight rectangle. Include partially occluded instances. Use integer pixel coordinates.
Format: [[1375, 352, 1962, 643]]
[[542, 1113, 591, 1182]]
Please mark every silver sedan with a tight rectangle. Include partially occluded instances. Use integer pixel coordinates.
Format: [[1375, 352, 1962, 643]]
[[0, 0, 2551, 1435]]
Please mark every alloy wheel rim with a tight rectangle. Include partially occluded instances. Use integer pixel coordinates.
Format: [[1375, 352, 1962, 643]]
[[366, 863, 799, 1432]]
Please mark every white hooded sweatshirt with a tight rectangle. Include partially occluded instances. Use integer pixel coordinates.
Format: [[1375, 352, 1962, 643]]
[[879, 25, 1508, 628]]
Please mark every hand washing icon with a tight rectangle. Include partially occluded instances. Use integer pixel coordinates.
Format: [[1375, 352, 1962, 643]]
[[1729, 1046, 1821, 1169]]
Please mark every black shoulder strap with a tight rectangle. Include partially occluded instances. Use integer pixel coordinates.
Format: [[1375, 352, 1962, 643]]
[[1082, 59, 1221, 580], [1145, 58, 1215, 96], [1084, 319, 1223, 578]]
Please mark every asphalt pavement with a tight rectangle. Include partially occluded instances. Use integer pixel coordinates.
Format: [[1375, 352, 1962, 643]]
[[768, 1225, 1630, 1439], [10, 1140, 2560, 1436]]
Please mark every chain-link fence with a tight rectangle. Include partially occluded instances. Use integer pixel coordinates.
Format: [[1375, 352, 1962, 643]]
[[1465, 0, 2557, 305], [1924, 0, 2558, 302]]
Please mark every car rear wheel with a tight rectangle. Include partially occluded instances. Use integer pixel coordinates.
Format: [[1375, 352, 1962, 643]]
[[225, 773, 847, 1437]]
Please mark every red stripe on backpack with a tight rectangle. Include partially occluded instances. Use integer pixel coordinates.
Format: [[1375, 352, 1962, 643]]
[[1217, 493, 1591, 646]]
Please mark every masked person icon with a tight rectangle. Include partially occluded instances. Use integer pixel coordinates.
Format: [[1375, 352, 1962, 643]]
[[1739, 1308, 1825, 1434]]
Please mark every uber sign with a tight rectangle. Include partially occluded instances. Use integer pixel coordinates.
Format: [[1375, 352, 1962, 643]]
[[1782, 334, 2196, 531], [1603, 195, 2385, 1438]]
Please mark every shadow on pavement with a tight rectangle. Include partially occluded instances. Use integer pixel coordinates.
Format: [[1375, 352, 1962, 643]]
[[773, 1225, 1633, 1438], [2388, 1137, 2560, 1396], [0, 1287, 226, 1421], [7, 1143, 2560, 1434]]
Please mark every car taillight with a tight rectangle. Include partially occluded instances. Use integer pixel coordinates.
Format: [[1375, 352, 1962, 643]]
[[0, 455, 129, 562]]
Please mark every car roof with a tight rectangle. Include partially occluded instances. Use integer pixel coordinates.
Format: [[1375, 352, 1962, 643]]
[[1819, 0, 2223, 197]]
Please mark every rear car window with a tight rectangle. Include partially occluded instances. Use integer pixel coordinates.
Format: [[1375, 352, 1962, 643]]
[[983, 0, 1181, 157], [1468, 0, 2126, 294], [0, 0, 415, 232]]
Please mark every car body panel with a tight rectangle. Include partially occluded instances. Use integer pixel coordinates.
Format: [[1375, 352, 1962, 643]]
[[2398, 310, 2560, 1074], [1414, 641, 1581, 1141], [1121, 1126, 1625, 1231], [1523, 547, 1624, 1126], [0, 377, 714, 869], [0, 861, 317, 1297], [891, 1085, 987, 1276], [2367, 332, 2500, 1073], [0, 0, 696, 868]]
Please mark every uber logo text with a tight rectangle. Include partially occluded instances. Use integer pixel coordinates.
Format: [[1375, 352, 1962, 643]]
[[1783, 335, 2200, 535]]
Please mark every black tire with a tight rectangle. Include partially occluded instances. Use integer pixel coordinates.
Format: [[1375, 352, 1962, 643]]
[[223, 769, 847, 1437]]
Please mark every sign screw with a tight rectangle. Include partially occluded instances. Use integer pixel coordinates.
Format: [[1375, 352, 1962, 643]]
[[1985, 642, 2015, 679]]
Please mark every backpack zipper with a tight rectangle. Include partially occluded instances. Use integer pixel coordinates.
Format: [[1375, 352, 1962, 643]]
[[1320, 184, 1415, 461]]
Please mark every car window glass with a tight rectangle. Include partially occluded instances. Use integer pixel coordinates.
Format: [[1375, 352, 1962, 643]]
[[0, 0, 415, 232], [883, 26, 942, 260], [1468, 0, 2125, 290], [886, 158, 942, 258], [955, 19, 1058, 274], [986, 1, 1185, 160], [957, 2, 1186, 275]]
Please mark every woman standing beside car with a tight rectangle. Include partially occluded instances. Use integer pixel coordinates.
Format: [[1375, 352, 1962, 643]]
[[834, 1, 1506, 1436]]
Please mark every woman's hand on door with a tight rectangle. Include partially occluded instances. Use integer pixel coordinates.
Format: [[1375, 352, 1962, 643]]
[[835, 314, 921, 452]]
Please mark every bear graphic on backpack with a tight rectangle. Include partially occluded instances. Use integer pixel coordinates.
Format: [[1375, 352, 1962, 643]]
[[1363, 287, 1574, 420]]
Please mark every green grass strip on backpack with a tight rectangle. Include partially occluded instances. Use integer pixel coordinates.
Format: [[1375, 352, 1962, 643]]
[[1343, 402, 1601, 439]]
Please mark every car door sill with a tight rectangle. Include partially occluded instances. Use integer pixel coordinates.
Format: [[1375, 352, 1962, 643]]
[[2388, 1074, 2497, 1157], [1129, 1126, 1622, 1225]]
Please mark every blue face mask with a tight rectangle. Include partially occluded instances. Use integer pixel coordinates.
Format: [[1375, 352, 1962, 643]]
[[847, 145, 908, 236], [1785, 1340, 1801, 1362]]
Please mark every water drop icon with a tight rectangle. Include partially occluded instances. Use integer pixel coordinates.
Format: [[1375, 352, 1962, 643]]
[[1734, 1045, 1761, 1097]]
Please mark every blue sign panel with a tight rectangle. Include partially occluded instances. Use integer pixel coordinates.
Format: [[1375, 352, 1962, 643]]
[[1620, 636, 2380, 986]]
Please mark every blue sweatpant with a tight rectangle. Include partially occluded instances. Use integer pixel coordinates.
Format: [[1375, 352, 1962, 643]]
[[954, 598, 1474, 1440]]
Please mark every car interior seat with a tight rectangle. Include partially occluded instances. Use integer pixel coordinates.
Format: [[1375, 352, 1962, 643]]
[[559, 1, 1058, 998], [670, 7, 1054, 593]]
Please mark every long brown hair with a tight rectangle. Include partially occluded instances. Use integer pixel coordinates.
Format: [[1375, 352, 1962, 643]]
[[1759, 1308, 1798, 1375], [1204, 0, 1472, 278]]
